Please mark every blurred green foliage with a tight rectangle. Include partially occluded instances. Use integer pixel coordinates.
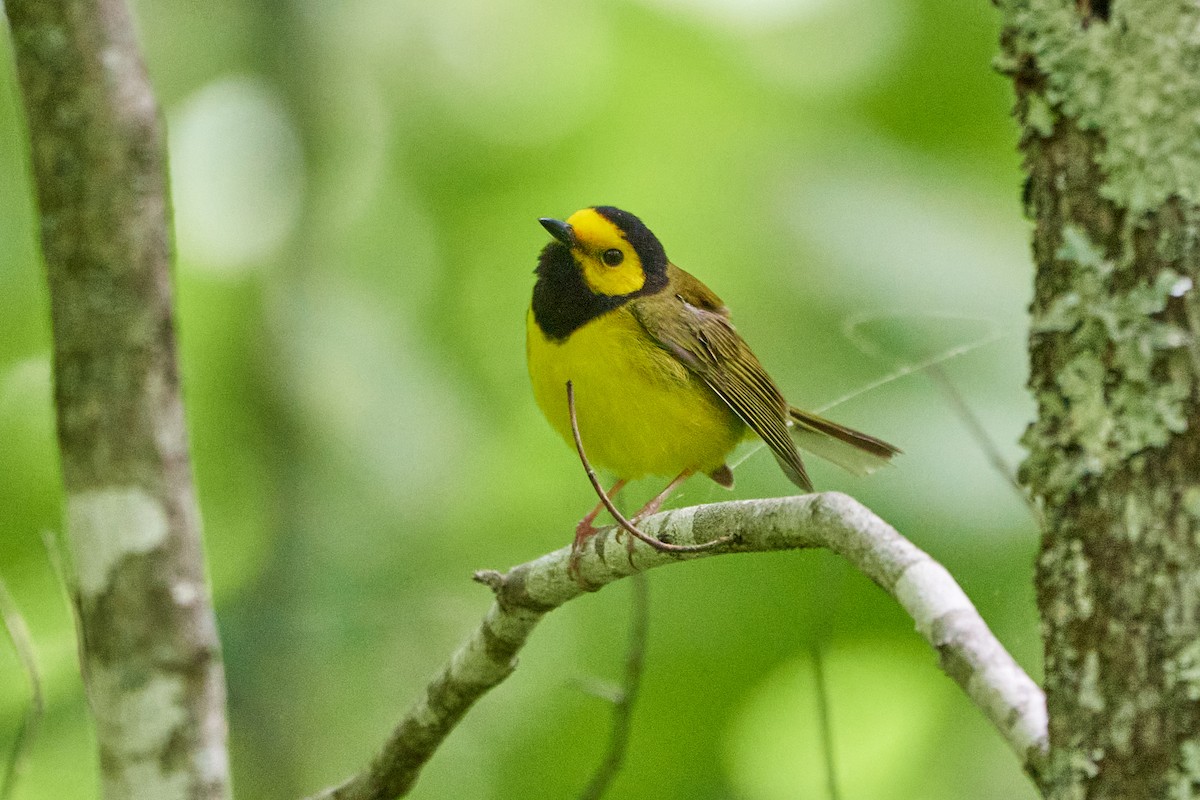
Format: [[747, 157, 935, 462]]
[[0, 0, 1041, 797]]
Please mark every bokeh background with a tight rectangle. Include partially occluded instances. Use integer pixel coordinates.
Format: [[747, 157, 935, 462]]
[[0, 0, 1041, 798]]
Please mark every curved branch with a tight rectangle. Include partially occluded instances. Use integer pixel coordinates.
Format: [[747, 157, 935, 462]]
[[305, 493, 1047, 800]]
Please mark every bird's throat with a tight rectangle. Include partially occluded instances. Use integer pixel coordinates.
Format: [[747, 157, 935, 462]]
[[531, 243, 633, 341]]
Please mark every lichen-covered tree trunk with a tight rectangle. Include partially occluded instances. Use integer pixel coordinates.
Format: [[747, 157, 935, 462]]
[[998, 1, 1200, 797], [4, 1, 232, 798]]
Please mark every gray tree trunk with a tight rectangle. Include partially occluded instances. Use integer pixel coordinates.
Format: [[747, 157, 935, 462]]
[[999, 1, 1200, 797], [4, 1, 232, 798]]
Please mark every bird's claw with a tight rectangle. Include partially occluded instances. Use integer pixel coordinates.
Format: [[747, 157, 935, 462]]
[[568, 519, 598, 586]]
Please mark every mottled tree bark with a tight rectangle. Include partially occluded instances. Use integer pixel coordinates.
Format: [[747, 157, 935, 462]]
[[3, 1, 231, 799], [998, 1, 1200, 797]]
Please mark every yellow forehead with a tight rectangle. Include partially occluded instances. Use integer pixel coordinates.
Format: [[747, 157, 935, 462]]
[[563, 207, 646, 297], [566, 208, 627, 250]]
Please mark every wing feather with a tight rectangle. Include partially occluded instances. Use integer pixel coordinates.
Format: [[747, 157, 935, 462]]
[[631, 266, 812, 491]]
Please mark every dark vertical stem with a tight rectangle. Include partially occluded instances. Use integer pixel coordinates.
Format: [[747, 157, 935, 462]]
[[809, 551, 845, 800], [578, 572, 651, 800], [810, 644, 841, 800]]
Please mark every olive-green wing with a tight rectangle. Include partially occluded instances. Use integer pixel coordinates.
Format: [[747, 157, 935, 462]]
[[666, 263, 728, 315], [631, 269, 813, 491]]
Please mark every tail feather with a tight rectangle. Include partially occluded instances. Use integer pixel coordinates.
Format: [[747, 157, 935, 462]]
[[787, 407, 900, 477]]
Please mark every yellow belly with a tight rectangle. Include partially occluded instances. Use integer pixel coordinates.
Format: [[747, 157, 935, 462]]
[[526, 306, 744, 480]]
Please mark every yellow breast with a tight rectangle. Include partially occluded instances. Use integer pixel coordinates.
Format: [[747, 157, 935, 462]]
[[526, 305, 744, 480]]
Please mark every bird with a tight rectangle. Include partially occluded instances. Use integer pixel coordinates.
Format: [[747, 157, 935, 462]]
[[526, 205, 899, 567]]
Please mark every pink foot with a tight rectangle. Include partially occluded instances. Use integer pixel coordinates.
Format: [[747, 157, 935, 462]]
[[568, 518, 599, 585]]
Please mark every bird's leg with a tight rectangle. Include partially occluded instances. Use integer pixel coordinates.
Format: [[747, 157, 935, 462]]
[[616, 469, 693, 565], [565, 381, 733, 582], [632, 469, 694, 522], [570, 479, 627, 581]]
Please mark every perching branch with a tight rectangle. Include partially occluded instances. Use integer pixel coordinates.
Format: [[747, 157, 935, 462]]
[[304, 493, 1048, 800], [4, 1, 231, 798]]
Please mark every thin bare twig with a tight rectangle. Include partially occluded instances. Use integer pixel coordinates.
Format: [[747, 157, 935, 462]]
[[578, 572, 650, 800], [924, 365, 1043, 526], [820, 315, 1011, 415], [302, 493, 1047, 800], [566, 381, 733, 556], [40, 530, 87, 684], [0, 576, 45, 800], [834, 315, 1042, 527]]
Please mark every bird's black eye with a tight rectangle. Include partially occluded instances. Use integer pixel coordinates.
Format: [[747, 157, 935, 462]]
[[602, 248, 624, 267]]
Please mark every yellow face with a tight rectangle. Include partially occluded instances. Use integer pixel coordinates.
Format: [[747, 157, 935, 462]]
[[564, 208, 647, 297]]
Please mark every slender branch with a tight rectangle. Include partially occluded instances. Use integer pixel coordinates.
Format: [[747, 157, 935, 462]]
[[303, 493, 1047, 800], [578, 573, 650, 800], [0, 576, 44, 800], [924, 365, 1042, 525]]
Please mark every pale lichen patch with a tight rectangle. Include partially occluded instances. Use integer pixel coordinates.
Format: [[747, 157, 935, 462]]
[[67, 487, 169, 597], [1068, 748, 1101, 783], [1109, 698, 1137, 752], [1182, 487, 1200, 522], [1166, 640, 1200, 702], [1065, 539, 1094, 621], [1078, 650, 1105, 712], [1026, 93, 1056, 138], [90, 665, 189, 800], [198, 739, 231, 791], [1123, 495, 1144, 542], [1170, 739, 1200, 800], [103, 762, 189, 800], [170, 581, 201, 608], [1057, 224, 1110, 270], [1023, 222, 1192, 504], [1004, 1, 1200, 214], [91, 665, 186, 754]]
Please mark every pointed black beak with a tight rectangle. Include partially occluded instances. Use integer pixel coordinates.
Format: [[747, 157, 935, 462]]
[[539, 217, 575, 247]]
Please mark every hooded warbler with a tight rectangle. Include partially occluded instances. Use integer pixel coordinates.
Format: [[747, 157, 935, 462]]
[[526, 206, 899, 555]]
